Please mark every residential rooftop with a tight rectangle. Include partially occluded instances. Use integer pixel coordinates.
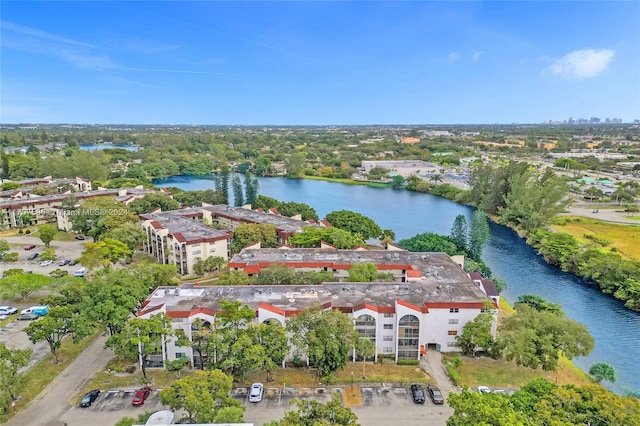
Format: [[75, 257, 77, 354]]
[[140, 208, 230, 243]]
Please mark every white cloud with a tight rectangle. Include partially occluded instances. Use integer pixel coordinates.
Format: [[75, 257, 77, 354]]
[[544, 48, 615, 79], [448, 52, 460, 63], [472, 51, 483, 62]]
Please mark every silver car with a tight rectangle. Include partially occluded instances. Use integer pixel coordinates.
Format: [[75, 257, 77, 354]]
[[248, 383, 264, 403]]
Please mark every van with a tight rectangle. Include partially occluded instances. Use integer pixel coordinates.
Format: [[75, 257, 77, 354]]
[[74, 267, 89, 277], [18, 305, 49, 320]]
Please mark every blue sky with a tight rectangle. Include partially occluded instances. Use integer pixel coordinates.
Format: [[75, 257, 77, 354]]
[[1, 1, 639, 125]]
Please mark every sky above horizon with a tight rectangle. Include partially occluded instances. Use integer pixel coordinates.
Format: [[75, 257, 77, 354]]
[[1, 1, 639, 125]]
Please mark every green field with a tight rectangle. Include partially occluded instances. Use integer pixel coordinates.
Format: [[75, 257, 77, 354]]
[[551, 217, 640, 261]]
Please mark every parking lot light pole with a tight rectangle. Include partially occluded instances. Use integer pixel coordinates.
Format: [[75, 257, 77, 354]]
[[351, 370, 354, 395]]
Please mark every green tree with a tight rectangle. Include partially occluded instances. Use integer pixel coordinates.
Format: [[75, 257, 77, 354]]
[[231, 173, 244, 206], [514, 294, 562, 314], [102, 222, 146, 259], [246, 321, 289, 381], [0, 273, 53, 300], [468, 210, 490, 260], [82, 269, 149, 335], [128, 193, 179, 215], [159, 369, 240, 424], [0, 240, 9, 259], [37, 224, 57, 247], [243, 172, 259, 205], [447, 388, 530, 426], [391, 175, 406, 189], [456, 311, 495, 357], [398, 231, 460, 255], [288, 227, 364, 249], [24, 306, 92, 363], [356, 338, 376, 378], [589, 362, 616, 383], [231, 223, 277, 253], [105, 313, 174, 379], [498, 304, 594, 371], [450, 214, 468, 252], [325, 210, 382, 240], [0, 343, 32, 412], [287, 307, 358, 377], [347, 263, 378, 282], [78, 239, 131, 269], [175, 318, 221, 370], [275, 393, 359, 426], [67, 197, 137, 240]]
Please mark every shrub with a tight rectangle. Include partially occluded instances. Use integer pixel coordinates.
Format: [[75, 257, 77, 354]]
[[396, 359, 420, 366], [3, 252, 18, 262], [445, 364, 460, 386], [18, 229, 23, 234], [25, 229, 31, 235]]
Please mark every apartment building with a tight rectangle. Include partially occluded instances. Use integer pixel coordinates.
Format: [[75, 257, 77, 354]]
[[139, 208, 232, 275], [137, 247, 496, 369], [202, 204, 329, 244]]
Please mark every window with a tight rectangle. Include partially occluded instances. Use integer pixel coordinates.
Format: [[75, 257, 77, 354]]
[[384, 313, 394, 318], [209, 248, 216, 253], [192, 250, 201, 255], [383, 324, 393, 330], [448, 319, 459, 324], [448, 330, 458, 336], [447, 342, 457, 347], [383, 336, 393, 341], [383, 347, 393, 353], [449, 308, 459, 313], [175, 352, 185, 358]]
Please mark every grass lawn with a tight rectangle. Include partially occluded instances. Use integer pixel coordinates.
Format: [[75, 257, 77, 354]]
[[455, 355, 593, 389], [625, 216, 640, 221], [551, 217, 640, 261], [5, 334, 98, 421], [243, 361, 431, 388], [0, 313, 19, 328]]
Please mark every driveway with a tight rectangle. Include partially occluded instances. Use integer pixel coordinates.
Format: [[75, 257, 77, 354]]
[[6, 334, 113, 426]]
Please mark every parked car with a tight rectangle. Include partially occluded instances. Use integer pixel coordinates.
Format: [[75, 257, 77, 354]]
[[40, 260, 54, 267], [75, 235, 85, 240], [80, 389, 100, 407], [26, 253, 39, 260], [477, 385, 491, 394], [427, 386, 444, 404], [0, 306, 18, 315], [24, 245, 36, 250], [18, 306, 49, 320], [410, 384, 426, 404], [68, 260, 78, 266], [74, 267, 89, 277], [57, 259, 70, 266], [132, 386, 152, 406], [248, 383, 264, 403]]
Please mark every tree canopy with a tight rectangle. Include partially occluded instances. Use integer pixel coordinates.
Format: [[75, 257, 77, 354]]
[[325, 210, 382, 240]]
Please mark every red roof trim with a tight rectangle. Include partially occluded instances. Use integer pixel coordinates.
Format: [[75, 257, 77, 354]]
[[424, 302, 486, 309], [396, 298, 428, 313]]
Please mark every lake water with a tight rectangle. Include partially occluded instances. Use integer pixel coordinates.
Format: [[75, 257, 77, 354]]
[[79, 144, 140, 152], [153, 175, 640, 394]]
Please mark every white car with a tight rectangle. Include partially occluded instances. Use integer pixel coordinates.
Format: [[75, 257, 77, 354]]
[[477, 386, 491, 394], [248, 383, 264, 403], [0, 306, 18, 316], [40, 260, 54, 267]]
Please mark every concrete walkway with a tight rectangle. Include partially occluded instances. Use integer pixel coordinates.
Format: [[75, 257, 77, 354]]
[[7, 334, 112, 426], [420, 351, 456, 395]]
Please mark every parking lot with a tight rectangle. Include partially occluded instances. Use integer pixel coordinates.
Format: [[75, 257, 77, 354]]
[[59, 388, 165, 426], [55, 385, 452, 426], [0, 236, 87, 276], [0, 319, 50, 370]]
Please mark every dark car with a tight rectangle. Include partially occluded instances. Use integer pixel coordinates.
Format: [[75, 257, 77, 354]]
[[410, 384, 426, 404], [24, 245, 36, 250], [68, 260, 78, 266], [57, 259, 70, 266], [427, 386, 444, 404], [80, 389, 100, 407], [132, 386, 152, 406], [75, 235, 85, 240], [26, 253, 39, 260]]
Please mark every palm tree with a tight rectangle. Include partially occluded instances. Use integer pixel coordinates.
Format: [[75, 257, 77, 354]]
[[357, 338, 376, 378], [430, 174, 443, 183]]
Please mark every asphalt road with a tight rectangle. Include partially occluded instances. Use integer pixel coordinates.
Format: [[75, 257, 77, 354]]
[[6, 334, 112, 426], [0, 319, 50, 372], [1, 236, 88, 276]]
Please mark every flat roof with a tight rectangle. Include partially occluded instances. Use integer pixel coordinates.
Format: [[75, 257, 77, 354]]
[[204, 204, 323, 234], [145, 250, 489, 315], [141, 208, 230, 243]]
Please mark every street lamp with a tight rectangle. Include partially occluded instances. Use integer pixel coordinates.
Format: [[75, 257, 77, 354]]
[[351, 370, 354, 395]]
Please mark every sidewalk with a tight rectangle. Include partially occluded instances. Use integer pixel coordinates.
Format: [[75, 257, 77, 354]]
[[420, 351, 456, 395]]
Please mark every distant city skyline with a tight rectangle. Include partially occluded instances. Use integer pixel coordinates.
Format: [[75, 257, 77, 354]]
[[1, 2, 639, 125]]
